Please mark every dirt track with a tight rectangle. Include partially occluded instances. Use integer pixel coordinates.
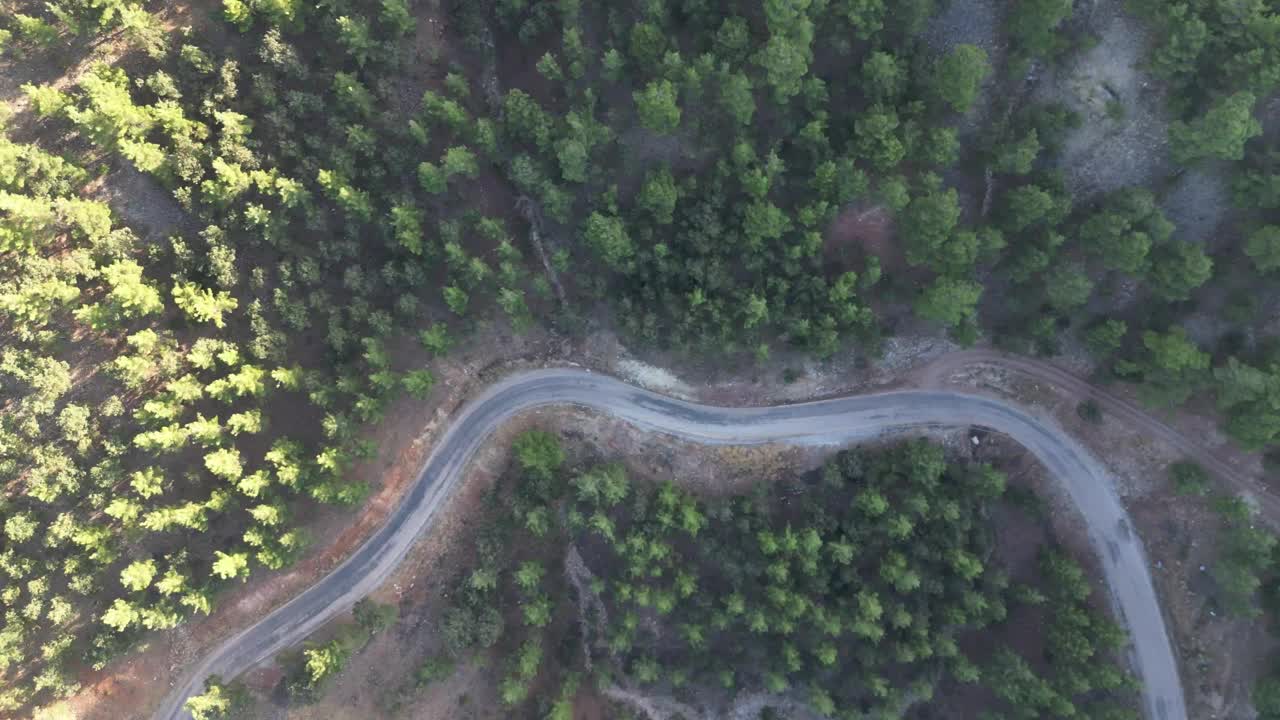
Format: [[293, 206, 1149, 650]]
[[154, 367, 1186, 720], [921, 349, 1274, 520]]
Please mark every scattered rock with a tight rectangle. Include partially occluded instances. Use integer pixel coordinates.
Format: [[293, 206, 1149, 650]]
[[616, 357, 697, 399], [1035, 4, 1172, 199]]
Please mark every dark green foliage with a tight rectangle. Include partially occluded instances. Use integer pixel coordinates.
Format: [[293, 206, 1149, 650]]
[[513, 430, 565, 483], [502, 89, 553, 150], [1130, 1, 1280, 105], [1115, 329, 1210, 408], [637, 166, 679, 225], [999, 183, 1072, 234], [1083, 319, 1128, 358], [861, 51, 904, 103], [901, 177, 962, 270], [1169, 461, 1209, 496], [353, 599, 397, 633], [1256, 676, 1280, 720], [990, 175, 1076, 295], [1147, 241, 1213, 302], [415, 655, 456, 687], [993, 129, 1041, 175], [441, 603, 504, 656], [714, 16, 751, 63], [1246, 226, 1280, 274], [7, 0, 1278, 712], [633, 80, 681, 134], [438, 433, 1134, 718], [718, 71, 756, 127], [581, 212, 633, 270], [1235, 157, 1280, 211], [755, 0, 817, 103], [473, 0, 989, 361], [886, 0, 937, 37], [1078, 188, 1172, 275], [1044, 263, 1094, 311], [1077, 400, 1102, 424], [1213, 359, 1280, 450], [854, 105, 907, 171], [916, 277, 983, 327], [629, 22, 666, 68], [1005, 0, 1073, 60], [1169, 92, 1262, 165], [1210, 495, 1279, 617], [930, 44, 990, 114], [981, 550, 1133, 719]]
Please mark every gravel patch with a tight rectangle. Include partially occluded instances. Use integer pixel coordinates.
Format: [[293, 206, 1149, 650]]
[[1035, 2, 1172, 199], [1181, 310, 1231, 350], [616, 357, 697, 399], [874, 334, 959, 373], [603, 686, 703, 720], [90, 164, 191, 242], [924, 0, 1005, 54], [1160, 163, 1233, 246]]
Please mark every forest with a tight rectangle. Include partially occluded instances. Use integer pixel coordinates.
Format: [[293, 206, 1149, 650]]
[[3, 0, 1280, 716], [214, 432, 1140, 719]]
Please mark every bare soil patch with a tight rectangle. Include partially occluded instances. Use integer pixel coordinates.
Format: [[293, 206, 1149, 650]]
[[85, 163, 192, 242], [1033, 1, 1172, 200], [823, 203, 898, 273], [941, 433, 1123, 718], [1161, 163, 1234, 247], [387, 0, 450, 116]]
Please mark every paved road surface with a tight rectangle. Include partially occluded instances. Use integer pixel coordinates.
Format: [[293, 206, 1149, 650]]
[[925, 349, 1276, 522], [156, 369, 1184, 720]]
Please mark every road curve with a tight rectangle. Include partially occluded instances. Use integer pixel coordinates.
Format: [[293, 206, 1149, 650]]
[[923, 349, 1278, 523], [156, 369, 1184, 720]]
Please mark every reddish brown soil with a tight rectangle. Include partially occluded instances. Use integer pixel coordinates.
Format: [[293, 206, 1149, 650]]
[[824, 203, 899, 271], [572, 688, 609, 719]]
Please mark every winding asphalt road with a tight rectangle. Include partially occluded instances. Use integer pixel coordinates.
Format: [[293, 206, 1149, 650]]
[[156, 369, 1185, 720], [925, 349, 1276, 522]]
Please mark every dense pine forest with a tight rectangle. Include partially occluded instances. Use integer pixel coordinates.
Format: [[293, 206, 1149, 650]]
[[4, 0, 1280, 716], [242, 434, 1139, 720]]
